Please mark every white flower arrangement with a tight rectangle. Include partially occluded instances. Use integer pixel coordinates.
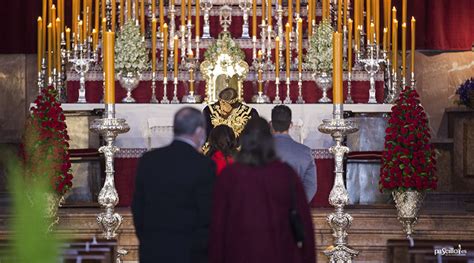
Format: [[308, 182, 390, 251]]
[[115, 20, 149, 73], [305, 19, 334, 73]]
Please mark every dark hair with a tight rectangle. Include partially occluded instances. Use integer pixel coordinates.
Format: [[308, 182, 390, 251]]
[[173, 107, 205, 136], [271, 105, 292, 132], [219, 87, 238, 101], [237, 117, 276, 166], [207, 125, 238, 158]]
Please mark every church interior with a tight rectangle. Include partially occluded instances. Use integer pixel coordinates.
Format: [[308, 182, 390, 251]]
[[0, 0, 473, 262]]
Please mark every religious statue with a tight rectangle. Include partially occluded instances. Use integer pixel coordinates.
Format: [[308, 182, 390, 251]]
[[200, 31, 258, 139], [203, 84, 258, 139]]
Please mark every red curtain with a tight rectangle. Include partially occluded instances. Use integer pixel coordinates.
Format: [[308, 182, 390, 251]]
[[1, 0, 473, 53], [405, 0, 474, 51]]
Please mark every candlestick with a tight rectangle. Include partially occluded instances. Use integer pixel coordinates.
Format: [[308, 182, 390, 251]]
[[375, 0, 380, 45], [152, 0, 156, 18], [127, 0, 131, 20], [252, 50, 270, 103], [275, 37, 280, 78], [173, 36, 179, 77], [56, 18, 61, 74], [392, 19, 398, 72], [297, 18, 302, 73], [161, 23, 170, 104], [92, 28, 98, 50], [252, 0, 257, 37], [288, 0, 292, 27], [333, 32, 343, 104], [180, 0, 185, 26], [267, 0, 272, 26], [104, 31, 115, 104], [402, 22, 406, 78], [348, 19, 353, 72], [285, 23, 290, 79], [66, 27, 71, 51], [337, 0, 342, 32], [159, 0, 164, 30], [318, 106, 359, 263], [411, 17, 416, 75], [37, 17, 43, 72], [47, 23, 52, 80], [152, 18, 157, 72]]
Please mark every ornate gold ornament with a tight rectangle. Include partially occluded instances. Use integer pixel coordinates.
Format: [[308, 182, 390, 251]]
[[200, 32, 249, 104]]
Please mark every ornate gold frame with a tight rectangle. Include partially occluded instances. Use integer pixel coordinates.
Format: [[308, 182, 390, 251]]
[[200, 32, 249, 104]]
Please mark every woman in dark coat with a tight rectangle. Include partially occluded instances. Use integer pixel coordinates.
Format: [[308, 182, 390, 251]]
[[209, 117, 316, 263]]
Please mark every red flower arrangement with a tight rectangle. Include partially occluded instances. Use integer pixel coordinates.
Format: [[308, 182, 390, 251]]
[[23, 86, 73, 195], [379, 86, 438, 192]]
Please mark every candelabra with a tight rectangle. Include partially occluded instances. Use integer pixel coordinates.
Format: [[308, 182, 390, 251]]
[[318, 103, 359, 262], [357, 38, 385, 104], [284, 76, 292, 104], [182, 55, 201, 103], [171, 77, 180, 104], [382, 50, 395, 104], [273, 77, 282, 104], [410, 71, 416, 88], [259, 23, 267, 62], [266, 25, 275, 70], [252, 56, 269, 103], [187, 21, 194, 56], [180, 24, 187, 68], [195, 36, 201, 61], [296, 72, 304, 103], [161, 75, 170, 104], [239, 0, 251, 39], [346, 71, 354, 103], [277, 5, 284, 70], [169, 5, 177, 69], [251, 36, 258, 69], [201, 0, 213, 39], [57, 36, 68, 103], [37, 58, 47, 92], [150, 71, 159, 103], [90, 104, 130, 239], [390, 69, 398, 102], [68, 38, 98, 103]]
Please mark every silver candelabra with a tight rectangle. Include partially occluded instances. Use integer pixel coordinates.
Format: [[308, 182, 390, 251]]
[[68, 38, 98, 103], [318, 103, 359, 262], [182, 55, 201, 103], [90, 104, 130, 239], [357, 37, 385, 104], [252, 56, 269, 103]]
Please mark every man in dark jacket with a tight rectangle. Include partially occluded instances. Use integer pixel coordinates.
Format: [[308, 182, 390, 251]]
[[132, 107, 216, 263]]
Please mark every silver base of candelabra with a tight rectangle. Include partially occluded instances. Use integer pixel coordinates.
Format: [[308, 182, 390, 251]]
[[90, 108, 130, 240], [318, 104, 359, 263], [252, 92, 270, 103]]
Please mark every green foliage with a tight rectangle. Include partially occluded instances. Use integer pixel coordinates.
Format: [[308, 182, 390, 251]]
[[115, 20, 149, 73], [1, 149, 60, 263], [305, 19, 334, 72], [204, 32, 245, 63]]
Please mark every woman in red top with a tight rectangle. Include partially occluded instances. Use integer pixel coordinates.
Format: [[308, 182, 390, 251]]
[[207, 125, 238, 175], [209, 117, 315, 263]]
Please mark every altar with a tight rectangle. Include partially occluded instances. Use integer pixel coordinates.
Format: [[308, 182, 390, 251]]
[[62, 103, 391, 207]]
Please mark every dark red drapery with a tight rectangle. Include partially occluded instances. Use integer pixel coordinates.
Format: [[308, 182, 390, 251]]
[[1, 0, 473, 53]]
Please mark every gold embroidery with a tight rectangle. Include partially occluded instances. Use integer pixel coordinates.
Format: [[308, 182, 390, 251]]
[[209, 103, 253, 137]]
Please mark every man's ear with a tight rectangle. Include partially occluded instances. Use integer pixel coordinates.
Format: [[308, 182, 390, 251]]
[[290, 121, 293, 129], [269, 121, 275, 133]]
